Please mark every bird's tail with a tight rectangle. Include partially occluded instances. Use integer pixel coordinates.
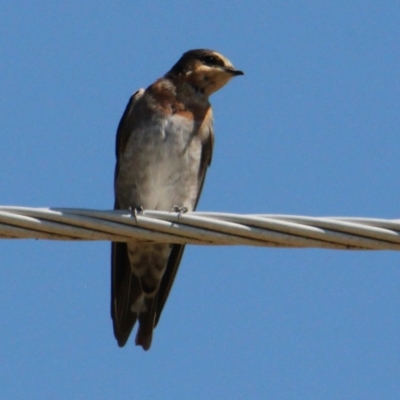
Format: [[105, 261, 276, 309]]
[[135, 296, 158, 350], [111, 241, 171, 350]]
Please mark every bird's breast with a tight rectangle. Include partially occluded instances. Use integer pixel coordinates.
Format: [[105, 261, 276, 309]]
[[116, 113, 210, 211]]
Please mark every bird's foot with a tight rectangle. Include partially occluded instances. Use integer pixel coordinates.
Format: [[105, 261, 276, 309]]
[[172, 205, 188, 221], [129, 206, 144, 223]]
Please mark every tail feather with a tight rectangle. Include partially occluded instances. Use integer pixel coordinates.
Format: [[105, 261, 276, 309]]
[[135, 296, 158, 350]]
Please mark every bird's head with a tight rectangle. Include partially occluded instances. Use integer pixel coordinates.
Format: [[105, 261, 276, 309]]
[[166, 49, 244, 96]]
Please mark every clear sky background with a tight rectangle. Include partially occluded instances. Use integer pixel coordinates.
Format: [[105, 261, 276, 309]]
[[1, 1, 399, 399]]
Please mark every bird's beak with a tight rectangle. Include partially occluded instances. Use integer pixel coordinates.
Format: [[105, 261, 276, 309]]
[[224, 67, 244, 76]]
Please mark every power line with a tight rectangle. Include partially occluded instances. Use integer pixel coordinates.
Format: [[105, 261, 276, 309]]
[[1, 206, 399, 250]]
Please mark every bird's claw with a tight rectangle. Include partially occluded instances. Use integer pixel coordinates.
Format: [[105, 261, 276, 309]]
[[172, 205, 188, 221], [129, 206, 144, 223]]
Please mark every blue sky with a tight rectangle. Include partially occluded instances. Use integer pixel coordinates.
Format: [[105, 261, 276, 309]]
[[1, 1, 400, 399]]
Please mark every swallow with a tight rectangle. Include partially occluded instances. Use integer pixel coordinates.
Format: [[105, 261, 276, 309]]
[[111, 49, 243, 350]]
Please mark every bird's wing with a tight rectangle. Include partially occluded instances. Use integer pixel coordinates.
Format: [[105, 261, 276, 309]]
[[154, 125, 214, 326], [113, 89, 145, 184], [111, 241, 141, 346], [111, 89, 145, 347]]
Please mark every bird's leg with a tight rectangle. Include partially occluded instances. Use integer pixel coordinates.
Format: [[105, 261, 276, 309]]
[[172, 205, 188, 221], [129, 206, 144, 223]]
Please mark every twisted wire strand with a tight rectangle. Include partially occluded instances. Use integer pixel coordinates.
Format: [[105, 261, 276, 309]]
[[0, 206, 399, 250]]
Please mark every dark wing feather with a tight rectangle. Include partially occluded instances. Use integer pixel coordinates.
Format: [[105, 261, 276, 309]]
[[111, 90, 144, 346], [115, 89, 145, 158], [154, 127, 214, 326], [111, 241, 141, 347]]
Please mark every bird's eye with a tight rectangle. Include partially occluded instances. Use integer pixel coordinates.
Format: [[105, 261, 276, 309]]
[[201, 55, 220, 66]]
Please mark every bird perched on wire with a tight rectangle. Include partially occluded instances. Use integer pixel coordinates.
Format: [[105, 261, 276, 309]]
[[111, 49, 243, 350]]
